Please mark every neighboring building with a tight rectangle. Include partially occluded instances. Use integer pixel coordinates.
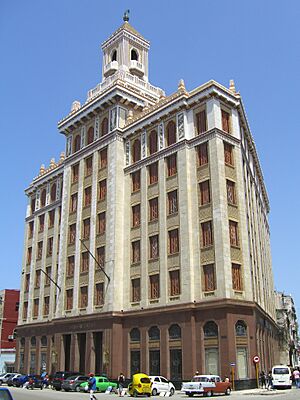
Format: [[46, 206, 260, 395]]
[[0, 289, 20, 373], [275, 291, 299, 367], [16, 17, 279, 386]]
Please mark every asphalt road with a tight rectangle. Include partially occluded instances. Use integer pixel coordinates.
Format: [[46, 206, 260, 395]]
[[5, 387, 300, 400]]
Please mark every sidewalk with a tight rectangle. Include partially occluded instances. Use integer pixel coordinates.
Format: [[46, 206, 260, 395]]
[[232, 388, 290, 396]]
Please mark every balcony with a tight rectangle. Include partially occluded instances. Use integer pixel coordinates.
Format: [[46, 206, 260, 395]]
[[129, 60, 144, 77], [103, 61, 119, 77]]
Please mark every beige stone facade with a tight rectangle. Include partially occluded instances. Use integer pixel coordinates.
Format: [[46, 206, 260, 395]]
[[16, 20, 279, 387]]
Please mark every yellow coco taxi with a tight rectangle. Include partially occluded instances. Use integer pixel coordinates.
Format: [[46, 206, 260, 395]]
[[128, 373, 152, 397]]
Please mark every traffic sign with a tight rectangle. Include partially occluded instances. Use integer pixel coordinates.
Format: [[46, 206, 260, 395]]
[[253, 355, 260, 363], [230, 362, 236, 366]]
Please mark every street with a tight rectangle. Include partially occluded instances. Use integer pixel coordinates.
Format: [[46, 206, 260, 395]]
[[6, 387, 300, 400]]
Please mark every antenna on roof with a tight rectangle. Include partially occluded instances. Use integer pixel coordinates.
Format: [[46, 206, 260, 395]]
[[123, 9, 130, 22]]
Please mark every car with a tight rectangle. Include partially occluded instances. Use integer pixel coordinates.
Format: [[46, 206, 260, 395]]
[[128, 373, 152, 397], [14, 375, 43, 389], [181, 375, 231, 397], [61, 375, 89, 392], [0, 374, 17, 385], [52, 371, 81, 391], [0, 388, 14, 400], [149, 376, 175, 396], [80, 376, 117, 392], [271, 365, 292, 389], [6, 375, 21, 387]]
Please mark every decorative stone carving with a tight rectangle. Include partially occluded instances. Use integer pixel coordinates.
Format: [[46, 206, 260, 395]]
[[71, 100, 81, 113], [59, 152, 65, 162], [158, 123, 164, 150], [125, 140, 130, 165], [81, 126, 86, 148], [110, 107, 117, 131], [178, 79, 186, 92], [177, 112, 185, 140], [66, 136, 72, 157], [39, 164, 45, 175], [142, 130, 146, 158], [35, 189, 40, 211], [46, 183, 50, 206], [50, 158, 56, 169], [127, 110, 133, 122], [229, 79, 236, 93], [94, 117, 100, 139]]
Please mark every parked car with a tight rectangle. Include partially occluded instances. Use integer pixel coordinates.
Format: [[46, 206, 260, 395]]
[[128, 373, 152, 397], [271, 365, 292, 389], [0, 388, 14, 400], [52, 371, 81, 391], [80, 376, 117, 393], [12, 375, 28, 387], [61, 375, 89, 392], [14, 375, 43, 389], [6, 375, 21, 387], [0, 374, 17, 385], [181, 375, 231, 397], [149, 376, 175, 396]]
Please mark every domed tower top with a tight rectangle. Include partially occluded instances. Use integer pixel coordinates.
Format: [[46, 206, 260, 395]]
[[101, 10, 150, 82]]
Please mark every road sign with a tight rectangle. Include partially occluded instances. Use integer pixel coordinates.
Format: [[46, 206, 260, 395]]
[[230, 362, 236, 366], [253, 355, 260, 363]]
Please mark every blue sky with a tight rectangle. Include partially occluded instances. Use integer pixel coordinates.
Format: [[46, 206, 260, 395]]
[[1, 1, 299, 315]]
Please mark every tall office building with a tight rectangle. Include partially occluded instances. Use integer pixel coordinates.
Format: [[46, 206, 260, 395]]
[[16, 17, 279, 385]]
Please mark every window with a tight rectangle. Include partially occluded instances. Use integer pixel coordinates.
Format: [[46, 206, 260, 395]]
[[37, 241, 43, 260], [148, 326, 160, 340], [27, 247, 32, 265], [201, 221, 213, 247], [224, 143, 234, 166], [45, 266, 51, 285], [31, 197, 36, 214], [232, 264, 243, 291], [169, 270, 180, 296], [98, 180, 107, 201], [132, 139, 141, 162], [67, 256, 75, 277], [72, 163, 79, 183], [166, 154, 177, 177], [203, 321, 218, 337], [80, 286, 88, 308], [83, 218, 90, 239], [23, 302, 28, 319], [149, 130, 158, 154], [96, 246, 105, 269], [168, 229, 179, 254], [43, 297, 49, 316], [99, 148, 107, 168], [131, 49, 138, 60], [203, 264, 216, 291], [235, 320, 247, 336], [226, 180, 236, 205], [132, 171, 141, 192], [149, 162, 158, 184], [95, 283, 104, 306], [33, 299, 39, 318], [25, 274, 30, 291], [28, 221, 34, 238], [98, 212, 106, 235], [169, 324, 181, 339], [50, 183, 57, 202], [149, 198, 159, 221], [73, 135, 81, 152], [48, 210, 55, 227], [132, 240, 140, 264], [132, 204, 141, 227], [229, 220, 239, 246], [66, 289, 73, 310], [47, 237, 53, 256], [69, 224, 76, 244], [39, 214, 45, 232], [199, 180, 210, 205], [70, 193, 78, 213], [167, 190, 178, 215], [101, 117, 109, 136], [197, 143, 208, 166], [149, 235, 159, 259], [84, 186, 92, 206], [87, 127, 94, 145], [166, 121, 176, 146], [131, 278, 141, 302], [130, 328, 140, 342], [85, 156, 93, 176], [149, 274, 160, 299], [196, 109, 207, 134], [81, 252, 89, 273], [221, 109, 230, 133], [131, 350, 140, 376], [40, 189, 46, 207]]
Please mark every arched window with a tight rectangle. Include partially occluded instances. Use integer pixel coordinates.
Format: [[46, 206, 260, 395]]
[[31, 336, 36, 346], [132, 139, 141, 163], [74, 135, 81, 152], [101, 117, 109, 137], [131, 49, 139, 61], [40, 189, 46, 207], [203, 321, 218, 338], [50, 183, 56, 203], [149, 130, 158, 154], [87, 127, 94, 145], [148, 326, 160, 341], [111, 50, 117, 62], [169, 324, 181, 339], [235, 320, 247, 337], [130, 328, 140, 342], [166, 121, 176, 146], [41, 336, 47, 346]]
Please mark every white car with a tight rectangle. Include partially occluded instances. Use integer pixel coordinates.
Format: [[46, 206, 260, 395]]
[[149, 376, 175, 396]]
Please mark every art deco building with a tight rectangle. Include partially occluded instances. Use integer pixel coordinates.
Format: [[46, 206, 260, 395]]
[[16, 18, 279, 385]]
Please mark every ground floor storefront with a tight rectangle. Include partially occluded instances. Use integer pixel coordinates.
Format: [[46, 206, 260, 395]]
[[15, 299, 279, 387]]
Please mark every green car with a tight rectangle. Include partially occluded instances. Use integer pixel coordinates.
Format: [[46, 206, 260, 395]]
[[80, 376, 117, 392]]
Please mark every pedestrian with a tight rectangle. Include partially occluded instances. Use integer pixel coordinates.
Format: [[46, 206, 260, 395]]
[[259, 371, 266, 388], [267, 370, 273, 390], [118, 372, 125, 396], [293, 368, 300, 388], [88, 373, 97, 400]]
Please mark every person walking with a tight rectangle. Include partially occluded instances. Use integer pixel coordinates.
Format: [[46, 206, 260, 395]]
[[88, 373, 97, 400], [118, 372, 125, 396], [259, 371, 266, 388], [267, 370, 273, 390], [293, 368, 300, 388]]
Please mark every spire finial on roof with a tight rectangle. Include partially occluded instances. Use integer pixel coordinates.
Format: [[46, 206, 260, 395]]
[[123, 9, 130, 22]]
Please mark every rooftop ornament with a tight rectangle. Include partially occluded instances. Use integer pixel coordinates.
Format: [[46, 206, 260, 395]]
[[123, 9, 130, 22]]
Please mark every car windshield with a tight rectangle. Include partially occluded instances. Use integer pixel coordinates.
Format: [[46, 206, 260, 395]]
[[273, 368, 289, 375], [54, 373, 64, 378], [0, 390, 12, 400], [66, 376, 77, 380], [141, 378, 151, 383], [192, 376, 209, 382]]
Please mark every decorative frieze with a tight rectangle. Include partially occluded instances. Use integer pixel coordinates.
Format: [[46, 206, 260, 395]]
[[66, 136, 72, 157], [125, 140, 130, 165], [94, 117, 100, 140], [109, 107, 117, 131], [158, 123, 164, 150], [141, 130, 147, 158], [177, 112, 185, 140], [81, 126, 86, 149]]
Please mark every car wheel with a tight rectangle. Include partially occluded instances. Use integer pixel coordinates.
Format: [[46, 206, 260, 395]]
[[188, 393, 194, 397], [206, 391, 213, 397], [152, 388, 158, 396], [133, 390, 139, 397], [170, 388, 175, 396], [75, 385, 81, 392], [225, 388, 231, 395], [0, 381, 2, 385]]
